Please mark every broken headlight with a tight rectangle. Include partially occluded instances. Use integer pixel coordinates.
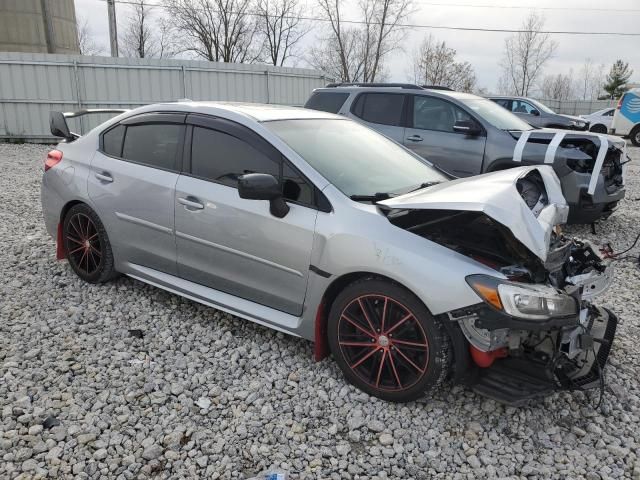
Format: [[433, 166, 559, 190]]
[[466, 275, 578, 320]]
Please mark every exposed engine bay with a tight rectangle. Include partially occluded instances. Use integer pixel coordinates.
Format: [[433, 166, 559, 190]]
[[381, 168, 617, 404]]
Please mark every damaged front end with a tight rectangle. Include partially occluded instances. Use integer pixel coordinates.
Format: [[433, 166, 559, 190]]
[[380, 166, 617, 405]]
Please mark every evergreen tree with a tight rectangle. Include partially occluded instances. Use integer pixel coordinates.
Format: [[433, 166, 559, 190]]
[[603, 60, 633, 99]]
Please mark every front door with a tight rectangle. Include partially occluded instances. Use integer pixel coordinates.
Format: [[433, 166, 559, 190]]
[[174, 116, 318, 316], [510, 99, 546, 128], [88, 114, 185, 274], [403, 95, 486, 177]]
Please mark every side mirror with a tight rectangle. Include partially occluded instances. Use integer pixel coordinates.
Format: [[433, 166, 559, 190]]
[[238, 173, 290, 218], [531, 109, 540, 116], [49, 111, 73, 140], [453, 120, 481, 136]]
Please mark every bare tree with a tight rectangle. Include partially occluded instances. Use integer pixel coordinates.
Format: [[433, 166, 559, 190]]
[[255, 0, 309, 66], [166, 0, 260, 63], [499, 12, 557, 96], [121, 0, 155, 58], [310, 0, 413, 82], [77, 16, 104, 56], [411, 34, 475, 92], [540, 72, 575, 100], [579, 58, 606, 100]]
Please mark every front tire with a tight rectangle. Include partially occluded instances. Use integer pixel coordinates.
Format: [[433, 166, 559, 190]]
[[590, 124, 607, 134], [630, 125, 640, 147], [63, 204, 117, 283], [328, 278, 451, 402]]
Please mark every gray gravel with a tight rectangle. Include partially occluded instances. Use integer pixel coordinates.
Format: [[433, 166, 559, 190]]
[[1, 142, 640, 479]]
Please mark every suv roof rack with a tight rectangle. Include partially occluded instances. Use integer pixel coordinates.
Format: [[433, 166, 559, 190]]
[[421, 85, 454, 91], [325, 82, 424, 90]]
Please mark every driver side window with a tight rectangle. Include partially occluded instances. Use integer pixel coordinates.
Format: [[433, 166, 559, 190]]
[[512, 100, 537, 115], [412, 96, 473, 133], [189, 125, 315, 207]]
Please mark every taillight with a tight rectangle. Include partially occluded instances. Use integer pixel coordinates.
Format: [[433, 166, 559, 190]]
[[617, 94, 625, 110], [45, 149, 63, 171]]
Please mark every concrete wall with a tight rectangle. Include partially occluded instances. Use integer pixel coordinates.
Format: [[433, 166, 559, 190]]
[[532, 98, 618, 116], [0, 52, 332, 142], [0, 0, 79, 54]]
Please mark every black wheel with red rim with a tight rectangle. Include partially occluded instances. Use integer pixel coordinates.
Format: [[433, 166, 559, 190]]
[[328, 278, 450, 402], [63, 204, 117, 283]]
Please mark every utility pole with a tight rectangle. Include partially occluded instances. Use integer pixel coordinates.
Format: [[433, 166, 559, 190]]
[[107, 0, 119, 57]]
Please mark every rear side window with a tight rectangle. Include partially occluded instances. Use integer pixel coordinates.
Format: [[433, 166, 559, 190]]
[[305, 92, 349, 113], [493, 99, 511, 109], [191, 127, 279, 187], [351, 93, 405, 126], [102, 125, 125, 157], [122, 124, 183, 170]]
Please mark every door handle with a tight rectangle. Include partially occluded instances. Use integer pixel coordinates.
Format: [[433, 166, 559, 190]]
[[95, 172, 113, 183], [178, 196, 205, 210], [406, 135, 423, 142]]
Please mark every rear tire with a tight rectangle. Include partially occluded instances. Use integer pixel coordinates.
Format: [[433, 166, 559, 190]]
[[630, 125, 640, 147], [590, 124, 607, 134], [328, 278, 451, 402], [63, 204, 117, 283]]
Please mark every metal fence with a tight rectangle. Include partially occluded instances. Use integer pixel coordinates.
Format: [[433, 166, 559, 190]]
[[0, 52, 331, 142], [532, 98, 617, 116]]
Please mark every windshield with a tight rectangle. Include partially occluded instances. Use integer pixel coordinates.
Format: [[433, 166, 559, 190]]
[[264, 119, 447, 198], [528, 98, 555, 114], [462, 98, 534, 131]]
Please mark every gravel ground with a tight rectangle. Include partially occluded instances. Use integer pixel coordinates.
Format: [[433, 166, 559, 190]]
[[1, 142, 639, 480]]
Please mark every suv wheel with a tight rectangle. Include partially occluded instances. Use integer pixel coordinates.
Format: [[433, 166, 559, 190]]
[[63, 204, 117, 283], [328, 278, 451, 402]]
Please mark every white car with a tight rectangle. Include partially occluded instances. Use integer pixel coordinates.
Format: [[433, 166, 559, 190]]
[[580, 107, 615, 134]]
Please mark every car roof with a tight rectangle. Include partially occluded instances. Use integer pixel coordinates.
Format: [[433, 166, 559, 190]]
[[313, 86, 482, 101], [150, 101, 341, 122]]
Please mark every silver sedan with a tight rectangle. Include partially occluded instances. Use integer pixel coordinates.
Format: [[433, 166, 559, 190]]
[[41, 102, 616, 404]]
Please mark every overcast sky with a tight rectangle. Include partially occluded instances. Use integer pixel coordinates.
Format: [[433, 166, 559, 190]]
[[75, 0, 640, 93]]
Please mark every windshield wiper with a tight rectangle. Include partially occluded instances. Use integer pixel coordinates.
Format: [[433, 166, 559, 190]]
[[349, 192, 393, 202], [405, 181, 441, 194]]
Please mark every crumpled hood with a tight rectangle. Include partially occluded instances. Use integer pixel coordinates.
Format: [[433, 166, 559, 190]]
[[379, 166, 569, 262]]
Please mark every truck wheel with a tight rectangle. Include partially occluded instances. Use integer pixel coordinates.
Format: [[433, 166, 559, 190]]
[[328, 278, 451, 402], [631, 125, 640, 147]]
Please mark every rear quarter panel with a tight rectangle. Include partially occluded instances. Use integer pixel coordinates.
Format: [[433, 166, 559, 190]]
[[41, 136, 98, 238]]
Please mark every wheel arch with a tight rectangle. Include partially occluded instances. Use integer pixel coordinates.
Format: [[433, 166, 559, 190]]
[[313, 271, 431, 360]]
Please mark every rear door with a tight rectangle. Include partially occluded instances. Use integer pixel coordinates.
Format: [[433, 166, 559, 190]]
[[403, 95, 486, 177], [174, 115, 318, 316], [349, 92, 407, 143], [88, 113, 185, 274]]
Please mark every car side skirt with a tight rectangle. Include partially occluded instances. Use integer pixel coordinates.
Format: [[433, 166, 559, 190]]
[[122, 262, 304, 338]]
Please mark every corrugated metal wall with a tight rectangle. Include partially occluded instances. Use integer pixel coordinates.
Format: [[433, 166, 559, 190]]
[[0, 52, 331, 142], [533, 98, 618, 116]]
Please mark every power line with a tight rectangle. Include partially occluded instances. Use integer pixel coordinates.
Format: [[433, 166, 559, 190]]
[[414, 2, 640, 13], [98, 0, 640, 37]]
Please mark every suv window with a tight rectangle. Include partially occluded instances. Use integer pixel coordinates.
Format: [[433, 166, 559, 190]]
[[121, 123, 183, 170], [511, 100, 538, 115], [191, 126, 279, 188], [493, 99, 511, 109], [102, 124, 125, 157], [412, 96, 474, 133], [305, 92, 349, 113], [352, 93, 405, 126]]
